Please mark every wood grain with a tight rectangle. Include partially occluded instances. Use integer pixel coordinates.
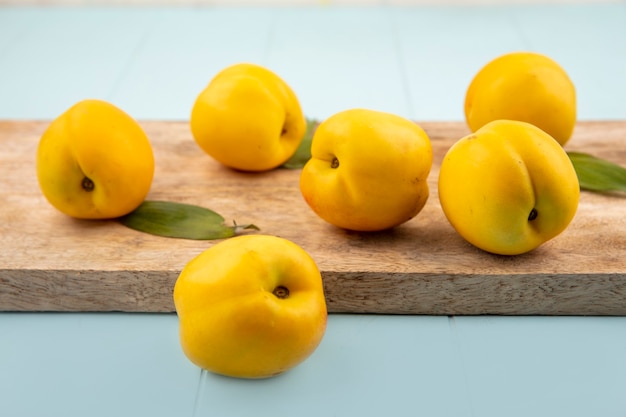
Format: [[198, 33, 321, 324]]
[[1, 120, 624, 315]]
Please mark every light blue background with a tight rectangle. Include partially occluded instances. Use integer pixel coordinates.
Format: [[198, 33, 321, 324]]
[[1, 4, 625, 416]]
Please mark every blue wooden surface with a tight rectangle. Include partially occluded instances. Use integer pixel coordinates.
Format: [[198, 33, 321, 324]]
[[1, 4, 626, 416]]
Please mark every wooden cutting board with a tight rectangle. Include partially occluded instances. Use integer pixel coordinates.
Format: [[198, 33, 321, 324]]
[[1, 120, 624, 315]]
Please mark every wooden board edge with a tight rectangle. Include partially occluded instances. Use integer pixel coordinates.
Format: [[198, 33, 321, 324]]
[[1, 270, 625, 315]]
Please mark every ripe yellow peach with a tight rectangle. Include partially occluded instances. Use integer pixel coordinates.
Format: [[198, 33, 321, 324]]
[[190, 63, 306, 171], [173, 235, 328, 379], [438, 120, 580, 255], [36, 99, 154, 219], [465, 51, 576, 146], [300, 109, 433, 232]]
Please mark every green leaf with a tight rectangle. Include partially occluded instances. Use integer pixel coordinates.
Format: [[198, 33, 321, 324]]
[[118, 201, 259, 240], [281, 118, 319, 169], [567, 151, 626, 193]]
